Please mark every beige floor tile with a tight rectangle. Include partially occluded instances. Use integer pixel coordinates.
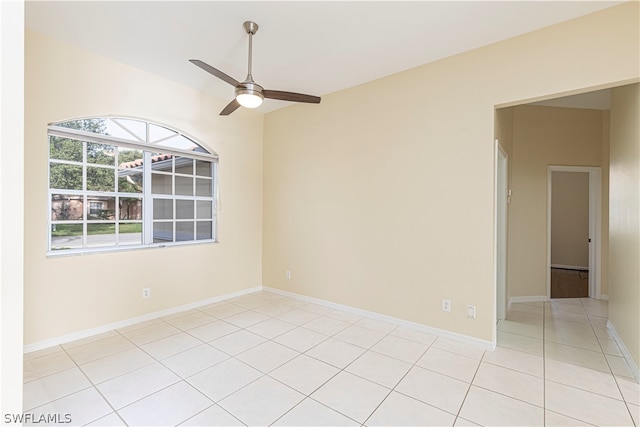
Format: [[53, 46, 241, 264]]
[[87, 412, 128, 426], [508, 303, 544, 315], [236, 341, 299, 373], [186, 320, 239, 342], [545, 309, 590, 324], [23, 367, 92, 411], [325, 309, 363, 324], [306, 338, 366, 369], [606, 353, 635, 379], [629, 402, 639, 426], [497, 319, 543, 339], [545, 410, 596, 426], [355, 317, 397, 334], [333, 324, 387, 348], [416, 347, 480, 383], [96, 362, 180, 409], [346, 350, 412, 388], [179, 404, 244, 426], [395, 366, 469, 414], [303, 316, 351, 336], [459, 385, 543, 426], [598, 337, 623, 356], [163, 311, 217, 331], [311, 371, 389, 423], [199, 302, 247, 319], [120, 322, 181, 347], [141, 332, 202, 360], [505, 310, 544, 327], [79, 347, 155, 384], [272, 398, 359, 426], [208, 329, 266, 356], [497, 331, 543, 355], [616, 376, 640, 403], [390, 327, 437, 345], [252, 302, 296, 317], [545, 380, 634, 426], [186, 358, 262, 402], [223, 310, 270, 328], [24, 350, 76, 382], [118, 381, 212, 427], [544, 341, 609, 372], [370, 334, 429, 364], [453, 416, 481, 426], [301, 303, 334, 315], [161, 344, 229, 378], [245, 317, 297, 339], [546, 300, 587, 314], [274, 326, 328, 352], [218, 376, 305, 426], [432, 337, 485, 360], [23, 345, 65, 361], [61, 331, 120, 349], [275, 308, 322, 325], [545, 358, 622, 400], [545, 318, 595, 336], [472, 362, 543, 406], [481, 346, 543, 377], [366, 391, 456, 426], [544, 327, 601, 352], [25, 388, 112, 427], [64, 334, 136, 365], [270, 354, 339, 395]]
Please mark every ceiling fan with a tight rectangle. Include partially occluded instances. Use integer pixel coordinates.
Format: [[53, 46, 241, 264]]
[[190, 21, 321, 116]]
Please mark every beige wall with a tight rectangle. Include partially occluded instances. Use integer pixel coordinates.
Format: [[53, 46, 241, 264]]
[[263, 3, 638, 343], [24, 31, 264, 345], [508, 106, 606, 298], [551, 171, 590, 268], [609, 83, 639, 368]]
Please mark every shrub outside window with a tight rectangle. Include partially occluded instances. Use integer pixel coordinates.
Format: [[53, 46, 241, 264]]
[[48, 117, 217, 254]]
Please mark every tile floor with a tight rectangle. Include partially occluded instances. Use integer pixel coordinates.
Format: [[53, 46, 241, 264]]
[[23, 291, 639, 426]]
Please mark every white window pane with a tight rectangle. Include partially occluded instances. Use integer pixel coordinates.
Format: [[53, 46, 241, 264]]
[[119, 223, 142, 245], [51, 194, 83, 221], [151, 154, 173, 172], [153, 222, 173, 243], [175, 176, 193, 196], [50, 137, 83, 162], [175, 157, 194, 175], [87, 166, 115, 192], [50, 224, 83, 250], [196, 221, 212, 240], [153, 199, 173, 220], [118, 168, 144, 194], [111, 118, 147, 142], [119, 197, 142, 220], [87, 143, 116, 166], [176, 200, 194, 220], [87, 223, 116, 247], [195, 178, 212, 197], [87, 196, 115, 220], [196, 201, 212, 219], [50, 163, 83, 190], [195, 160, 212, 177], [176, 221, 194, 242], [152, 173, 172, 194], [149, 123, 175, 143]]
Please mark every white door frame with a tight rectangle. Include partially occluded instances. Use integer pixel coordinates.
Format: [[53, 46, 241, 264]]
[[547, 166, 602, 299], [495, 141, 508, 321]]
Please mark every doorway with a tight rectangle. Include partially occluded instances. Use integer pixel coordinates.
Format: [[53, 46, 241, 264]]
[[547, 166, 601, 299], [496, 140, 508, 321]]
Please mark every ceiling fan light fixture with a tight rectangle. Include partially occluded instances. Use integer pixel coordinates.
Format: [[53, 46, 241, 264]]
[[236, 90, 264, 108]]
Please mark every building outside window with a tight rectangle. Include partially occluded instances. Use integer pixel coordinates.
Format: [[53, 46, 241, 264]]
[[48, 117, 218, 254]]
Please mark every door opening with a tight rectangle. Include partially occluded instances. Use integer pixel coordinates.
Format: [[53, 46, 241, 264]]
[[496, 141, 508, 320], [547, 166, 601, 299]]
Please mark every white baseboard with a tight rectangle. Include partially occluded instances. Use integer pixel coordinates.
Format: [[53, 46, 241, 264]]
[[550, 264, 589, 271], [508, 295, 549, 311], [24, 286, 262, 354], [606, 320, 640, 382], [263, 286, 495, 351]]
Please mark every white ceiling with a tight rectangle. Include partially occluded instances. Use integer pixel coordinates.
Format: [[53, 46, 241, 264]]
[[26, 1, 622, 113]]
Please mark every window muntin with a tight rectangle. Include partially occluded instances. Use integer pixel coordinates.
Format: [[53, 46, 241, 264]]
[[48, 117, 217, 254]]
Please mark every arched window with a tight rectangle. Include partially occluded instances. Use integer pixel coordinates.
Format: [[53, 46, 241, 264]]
[[48, 117, 218, 254]]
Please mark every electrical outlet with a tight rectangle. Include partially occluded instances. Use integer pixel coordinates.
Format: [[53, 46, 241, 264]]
[[442, 299, 451, 312], [286, 270, 292, 280], [142, 288, 151, 299], [466, 305, 476, 318]]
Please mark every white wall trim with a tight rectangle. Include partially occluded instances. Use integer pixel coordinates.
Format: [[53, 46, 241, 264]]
[[264, 286, 496, 351], [23, 286, 261, 353], [508, 295, 550, 311], [550, 264, 589, 271], [607, 320, 640, 382]]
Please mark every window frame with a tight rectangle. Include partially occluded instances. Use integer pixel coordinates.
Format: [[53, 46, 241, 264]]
[[47, 117, 218, 256]]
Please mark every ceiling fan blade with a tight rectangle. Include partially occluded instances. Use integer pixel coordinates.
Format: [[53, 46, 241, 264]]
[[189, 59, 240, 87], [220, 99, 241, 116], [263, 90, 321, 104]]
